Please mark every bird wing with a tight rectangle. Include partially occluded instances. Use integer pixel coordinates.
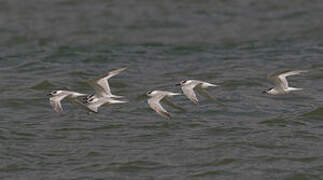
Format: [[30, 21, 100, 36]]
[[269, 70, 307, 90], [278, 70, 307, 89], [182, 83, 200, 104], [161, 98, 185, 111], [88, 67, 127, 98], [86, 103, 100, 113], [49, 94, 69, 113], [148, 95, 170, 119], [199, 81, 218, 88], [196, 85, 223, 106]]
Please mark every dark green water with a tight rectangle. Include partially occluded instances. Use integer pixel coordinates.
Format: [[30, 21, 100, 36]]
[[1, 0, 323, 179]]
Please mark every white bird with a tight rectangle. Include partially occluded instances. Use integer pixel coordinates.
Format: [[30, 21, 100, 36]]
[[146, 90, 182, 119], [72, 97, 128, 113], [264, 70, 307, 95], [176, 80, 219, 104], [84, 67, 127, 103], [48, 90, 87, 113]]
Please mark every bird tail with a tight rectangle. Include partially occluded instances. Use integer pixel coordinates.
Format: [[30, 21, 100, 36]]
[[207, 83, 218, 87], [109, 95, 124, 99], [169, 92, 181, 96], [110, 99, 128, 104], [201, 82, 218, 88], [288, 87, 303, 91]]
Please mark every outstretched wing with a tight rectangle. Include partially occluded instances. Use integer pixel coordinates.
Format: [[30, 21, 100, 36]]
[[49, 94, 69, 113], [196, 86, 223, 106], [268, 72, 286, 90], [148, 95, 170, 119], [278, 70, 307, 89], [162, 98, 185, 111], [269, 70, 307, 90], [182, 83, 200, 104], [87, 103, 100, 113], [88, 67, 127, 98]]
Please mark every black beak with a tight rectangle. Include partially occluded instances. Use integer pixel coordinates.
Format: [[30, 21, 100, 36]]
[[47, 93, 52, 96], [175, 83, 181, 86]]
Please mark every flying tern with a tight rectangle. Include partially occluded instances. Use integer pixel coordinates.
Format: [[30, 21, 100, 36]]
[[176, 80, 219, 104], [48, 90, 87, 113], [263, 70, 307, 95], [84, 67, 127, 103], [146, 90, 182, 119]]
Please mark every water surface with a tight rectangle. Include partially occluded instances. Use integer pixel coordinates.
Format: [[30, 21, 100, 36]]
[[1, 0, 323, 179]]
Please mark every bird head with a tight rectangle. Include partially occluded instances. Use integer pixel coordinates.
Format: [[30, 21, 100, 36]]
[[48, 90, 62, 97], [176, 80, 190, 86], [146, 90, 156, 97]]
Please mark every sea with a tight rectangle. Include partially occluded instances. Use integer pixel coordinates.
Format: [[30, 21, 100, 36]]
[[1, 0, 323, 179]]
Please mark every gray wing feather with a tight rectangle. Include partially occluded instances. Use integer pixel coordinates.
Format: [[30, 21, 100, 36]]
[[269, 70, 307, 90], [148, 96, 170, 119], [182, 84, 199, 104], [268, 73, 286, 90], [278, 70, 307, 89], [87, 104, 99, 113], [196, 86, 223, 106], [49, 94, 69, 113], [88, 79, 111, 97], [162, 98, 185, 111], [88, 67, 127, 97]]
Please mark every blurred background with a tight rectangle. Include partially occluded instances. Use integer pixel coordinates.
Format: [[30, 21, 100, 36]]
[[1, 0, 323, 47], [1, 0, 323, 179]]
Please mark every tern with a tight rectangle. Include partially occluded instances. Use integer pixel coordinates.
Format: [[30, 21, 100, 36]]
[[263, 70, 307, 95], [146, 90, 182, 119], [48, 90, 87, 113], [176, 80, 219, 104], [84, 67, 127, 103]]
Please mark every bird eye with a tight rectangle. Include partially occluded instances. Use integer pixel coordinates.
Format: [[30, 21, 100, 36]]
[[52, 91, 57, 94], [147, 91, 152, 94], [89, 99, 93, 102], [182, 80, 187, 84]]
